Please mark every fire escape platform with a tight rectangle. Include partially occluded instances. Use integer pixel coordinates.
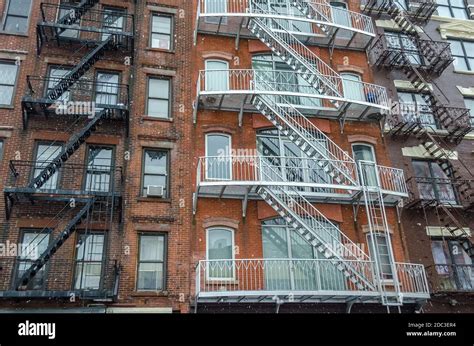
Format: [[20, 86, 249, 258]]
[[37, 3, 134, 54], [195, 6, 375, 50], [196, 86, 388, 123], [196, 290, 429, 304]]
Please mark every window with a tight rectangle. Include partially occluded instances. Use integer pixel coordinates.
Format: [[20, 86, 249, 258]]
[[262, 217, 345, 291], [16, 230, 50, 290], [84, 146, 114, 192], [367, 233, 393, 280], [397, 91, 436, 127], [252, 54, 321, 108], [46, 66, 72, 101], [58, 0, 80, 38], [150, 13, 173, 50], [205, 133, 231, 180], [147, 77, 171, 118], [0, 140, 3, 161], [385, 32, 422, 65], [431, 239, 473, 291], [95, 71, 120, 107], [34, 142, 62, 190], [436, 0, 468, 19], [204, 60, 229, 91], [256, 128, 332, 193], [142, 149, 169, 197], [2, 0, 32, 33], [448, 39, 474, 72], [341, 73, 365, 102], [204, 0, 227, 24], [74, 233, 105, 290], [137, 234, 166, 290], [102, 7, 125, 41], [464, 98, 474, 126], [412, 160, 458, 204], [0, 61, 19, 106], [206, 228, 234, 280], [352, 143, 378, 186]]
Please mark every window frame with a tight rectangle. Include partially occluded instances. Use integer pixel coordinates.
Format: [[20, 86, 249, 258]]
[[83, 144, 115, 193], [0, 139, 4, 161], [366, 232, 394, 281], [2, 0, 33, 34], [141, 148, 170, 198], [463, 97, 474, 126], [73, 232, 107, 291], [136, 232, 168, 291], [0, 60, 19, 107], [436, 0, 469, 19], [101, 6, 126, 41], [13, 228, 51, 290], [31, 141, 64, 190], [44, 65, 73, 101], [206, 227, 236, 281], [150, 12, 174, 51], [94, 70, 121, 107], [204, 133, 232, 180], [204, 59, 229, 91], [411, 159, 460, 204], [146, 76, 172, 119], [448, 39, 474, 72]]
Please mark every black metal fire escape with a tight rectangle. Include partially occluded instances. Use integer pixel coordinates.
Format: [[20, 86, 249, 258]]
[[364, 0, 474, 259], [4, 0, 131, 295]]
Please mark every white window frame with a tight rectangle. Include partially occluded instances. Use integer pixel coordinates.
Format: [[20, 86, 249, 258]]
[[204, 59, 229, 91], [205, 133, 232, 180], [205, 227, 235, 281]]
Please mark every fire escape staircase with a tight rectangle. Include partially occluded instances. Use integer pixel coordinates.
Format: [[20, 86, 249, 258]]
[[234, 6, 403, 305], [16, 199, 94, 289], [256, 161, 376, 292], [14, 1, 119, 291]]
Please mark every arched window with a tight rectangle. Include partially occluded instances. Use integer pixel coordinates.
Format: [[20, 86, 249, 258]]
[[205, 59, 229, 91], [341, 72, 365, 102], [352, 143, 378, 186], [206, 227, 235, 280], [205, 133, 232, 180]]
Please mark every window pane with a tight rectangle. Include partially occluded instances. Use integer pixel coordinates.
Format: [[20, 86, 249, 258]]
[[452, 8, 467, 19], [151, 33, 171, 50], [0, 63, 19, 85], [152, 15, 171, 34], [76, 234, 105, 261], [147, 99, 169, 118], [21, 232, 50, 260], [139, 235, 164, 261], [138, 262, 163, 290], [144, 150, 167, 174], [453, 56, 468, 71], [7, 0, 31, 16], [75, 263, 102, 289], [0, 86, 14, 105], [148, 78, 169, 99], [206, 134, 230, 157], [208, 229, 233, 260]]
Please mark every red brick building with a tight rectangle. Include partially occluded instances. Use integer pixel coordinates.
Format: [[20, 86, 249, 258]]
[[190, 0, 429, 313], [0, 0, 193, 313]]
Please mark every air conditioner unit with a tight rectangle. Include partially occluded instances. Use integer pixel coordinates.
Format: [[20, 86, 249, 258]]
[[146, 185, 164, 197]]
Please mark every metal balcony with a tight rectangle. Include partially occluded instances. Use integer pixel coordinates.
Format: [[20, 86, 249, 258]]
[[194, 70, 390, 123], [195, 259, 430, 303], [37, 3, 134, 53], [196, 0, 375, 50], [387, 102, 472, 136], [362, 0, 438, 24], [4, 160, 123, 219], [369, 35, 453, 76], [193, 156, 408, 206], [428, 264, 474, 293], [0, 258, 119, 300], [404, 176, 470, 209], [22, 76, 129, 127]]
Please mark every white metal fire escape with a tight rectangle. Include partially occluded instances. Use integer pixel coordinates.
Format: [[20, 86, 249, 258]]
[[193, 0, 426, 306]]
